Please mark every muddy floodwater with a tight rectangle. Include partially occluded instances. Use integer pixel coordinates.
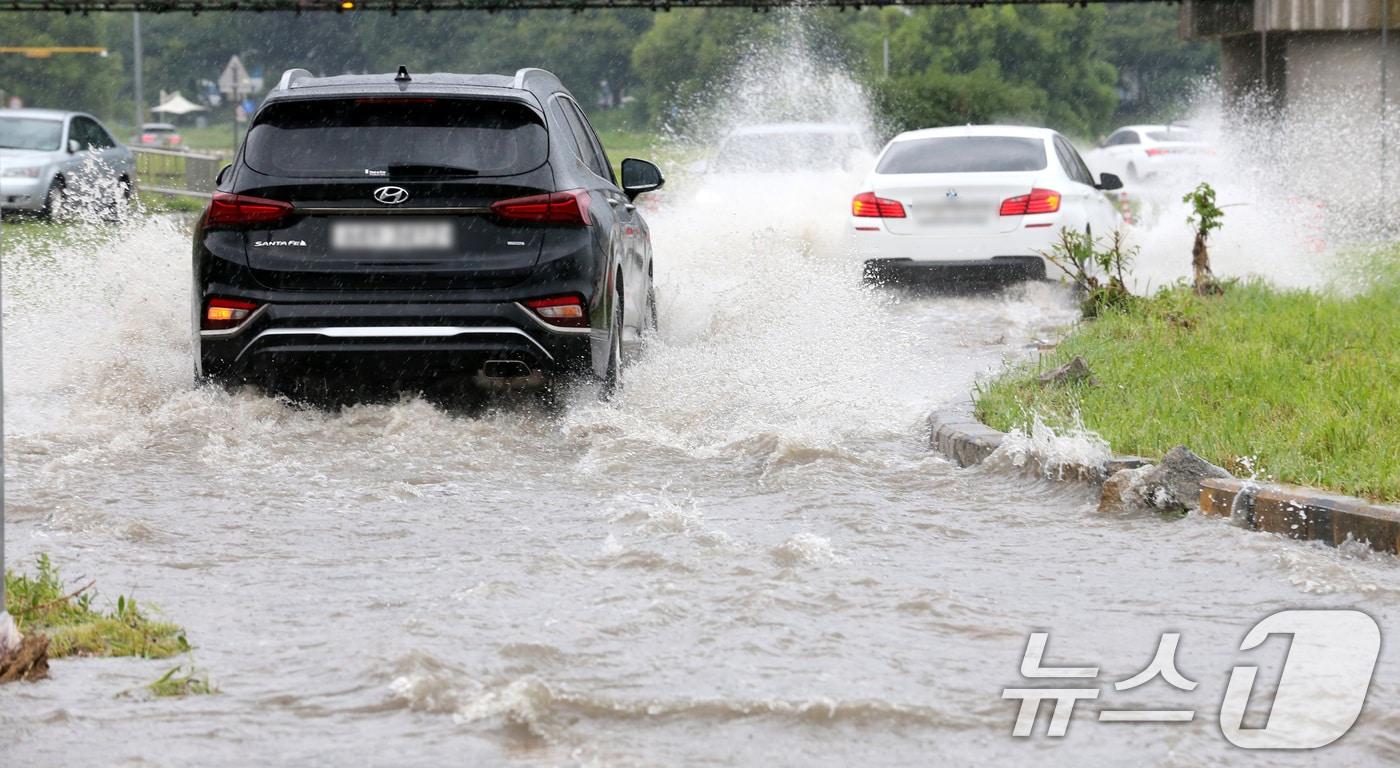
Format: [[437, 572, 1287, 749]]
[[3, 172, 1399, 767]]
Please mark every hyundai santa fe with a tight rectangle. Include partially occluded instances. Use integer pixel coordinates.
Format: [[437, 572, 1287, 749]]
[[193, 66, 664, 396]]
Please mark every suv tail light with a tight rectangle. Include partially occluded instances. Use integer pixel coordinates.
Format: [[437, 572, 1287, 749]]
[[203, 192, 294, 229], [203, 297, 259, 331], [523, 294, 588, 328], [851, 192, 906, 218], [999, 189, 1061, 216], [491, 189, 591, 226]]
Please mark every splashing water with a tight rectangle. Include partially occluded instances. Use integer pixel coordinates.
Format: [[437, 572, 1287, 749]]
[[1124, 82, 1398, 292], [5, 24, 1400, 768]]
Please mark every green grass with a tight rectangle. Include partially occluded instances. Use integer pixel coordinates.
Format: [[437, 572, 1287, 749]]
[[976, 250, 1400, 501], [4, 555, 191, 659], [138, 192, 208, 214], [146, 664, 218, 697]]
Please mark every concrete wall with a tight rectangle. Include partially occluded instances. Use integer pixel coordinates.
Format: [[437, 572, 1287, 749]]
[[1183, 0, 1400, 36], [1185, 0, 1399, 226], [1285, 30, 1400, 106]]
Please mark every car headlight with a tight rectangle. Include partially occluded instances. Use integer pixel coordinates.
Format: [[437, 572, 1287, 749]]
[[1, 165, 44, 178]]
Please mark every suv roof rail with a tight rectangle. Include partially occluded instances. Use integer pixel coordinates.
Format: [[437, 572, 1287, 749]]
[[276, 68, 314, 91], [512, 67, 562, 93]]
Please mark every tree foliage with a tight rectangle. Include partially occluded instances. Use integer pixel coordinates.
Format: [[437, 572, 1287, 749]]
[[0, 6, 1217, 139]]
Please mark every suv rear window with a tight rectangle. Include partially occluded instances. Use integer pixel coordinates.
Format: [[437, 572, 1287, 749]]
[[876, 137, 1047, 174], [244, 98, 547, 179]]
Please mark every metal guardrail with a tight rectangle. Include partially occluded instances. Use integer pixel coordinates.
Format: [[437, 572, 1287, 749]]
[[130, 146, 224, 200]]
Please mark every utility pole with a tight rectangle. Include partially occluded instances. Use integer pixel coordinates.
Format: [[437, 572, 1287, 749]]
[[132, 11, 145, 132]]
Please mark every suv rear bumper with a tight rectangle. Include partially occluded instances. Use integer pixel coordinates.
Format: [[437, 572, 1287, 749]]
[[198, 297, 592, 382]]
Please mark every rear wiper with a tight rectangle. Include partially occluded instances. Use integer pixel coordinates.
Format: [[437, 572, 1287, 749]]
[[383, 163, 480, 178]]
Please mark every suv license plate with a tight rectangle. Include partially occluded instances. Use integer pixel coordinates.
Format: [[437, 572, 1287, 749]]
[[331, 220, 454, 251]]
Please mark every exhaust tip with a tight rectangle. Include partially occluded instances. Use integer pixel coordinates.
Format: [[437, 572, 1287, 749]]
[[482, 360, 532, 379]]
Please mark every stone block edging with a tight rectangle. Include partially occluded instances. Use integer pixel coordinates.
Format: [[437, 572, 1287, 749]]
[[927, 407, 1400, 555]]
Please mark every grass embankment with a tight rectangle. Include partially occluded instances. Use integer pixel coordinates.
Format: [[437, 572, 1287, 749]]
[[4, 555, 189, 659], [976, 254, 1400, 502]]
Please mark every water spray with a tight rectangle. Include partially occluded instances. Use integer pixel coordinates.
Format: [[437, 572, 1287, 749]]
[[0, 195, 15, 662]]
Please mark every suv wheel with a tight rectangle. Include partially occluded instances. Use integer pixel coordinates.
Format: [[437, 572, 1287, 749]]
[[644, 280, 658, 337], [602, 278, 624, 399]]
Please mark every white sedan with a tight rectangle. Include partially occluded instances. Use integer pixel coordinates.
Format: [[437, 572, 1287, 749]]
[[1082, 124, 1210, 185], [849, 125, 1122, 284]]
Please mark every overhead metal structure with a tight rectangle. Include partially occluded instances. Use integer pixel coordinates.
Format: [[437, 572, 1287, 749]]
[[1, 0, 1174, 12]]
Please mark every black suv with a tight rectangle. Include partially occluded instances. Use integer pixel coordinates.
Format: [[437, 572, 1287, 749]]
[[194, 66, 663, 396]]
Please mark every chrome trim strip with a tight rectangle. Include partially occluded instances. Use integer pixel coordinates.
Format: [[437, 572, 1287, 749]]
[[197, 305, 269, 339], [513, 302, 593, 335], [294, 206, 492, 216], [236, 325, 554, 361]]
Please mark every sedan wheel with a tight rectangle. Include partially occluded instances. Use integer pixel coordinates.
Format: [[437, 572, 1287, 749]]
[[42, 182, 67, 221]]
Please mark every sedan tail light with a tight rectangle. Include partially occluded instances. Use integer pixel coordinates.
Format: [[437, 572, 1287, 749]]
[[523, 294, 588, 328], [999, 188, 1061, 216], [851, 192, 906, 218], [203, 192, 294, 229], [491, 189, 591, 226], [203, 297, 259, 331], [1146, 148, 1171, 157]]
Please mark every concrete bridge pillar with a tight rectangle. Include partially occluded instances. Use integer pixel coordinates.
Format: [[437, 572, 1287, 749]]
[[1183, 0, 1398, 219]]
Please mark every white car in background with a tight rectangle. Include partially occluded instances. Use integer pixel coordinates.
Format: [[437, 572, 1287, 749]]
[[703, 122, 871, 174], [850, 125, 1122, 284], [0, 108, 135, 218], [1082, 124, 1209, 184]]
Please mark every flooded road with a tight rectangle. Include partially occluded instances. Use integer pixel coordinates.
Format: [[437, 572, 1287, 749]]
[[3, 170, 1399, 766]]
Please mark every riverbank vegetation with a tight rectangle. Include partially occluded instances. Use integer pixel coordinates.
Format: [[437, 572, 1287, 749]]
[[977, 249, 1400, 502], [4, 555, 190, 659]]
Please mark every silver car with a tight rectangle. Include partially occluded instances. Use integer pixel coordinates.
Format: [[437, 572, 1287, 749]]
[[0, 108, 136, 217]]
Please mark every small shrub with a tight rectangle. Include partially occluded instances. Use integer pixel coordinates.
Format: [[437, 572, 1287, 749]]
[[1041, 227, 1138, 318], [1183, 182, 1225, 295]]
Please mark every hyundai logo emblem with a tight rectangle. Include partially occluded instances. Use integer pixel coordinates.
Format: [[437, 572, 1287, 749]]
[[946, 189, 958, 199], [373, 186, 410, 205]]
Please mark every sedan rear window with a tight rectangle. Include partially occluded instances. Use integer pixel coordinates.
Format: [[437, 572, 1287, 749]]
[[244, 98, 547, 179], [876, 137, 1047, 174], [0, 117, 64, 151]]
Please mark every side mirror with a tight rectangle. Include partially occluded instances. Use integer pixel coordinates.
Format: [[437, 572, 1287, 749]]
[[215, 164, 232, 186], [621, 158, 664, 200], [1096, 172, 1123, 191], [68, 139, 81, 154]]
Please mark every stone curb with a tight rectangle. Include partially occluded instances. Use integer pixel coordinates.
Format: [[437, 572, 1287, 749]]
[[1199, 478, 1400, 554], [927, 406, 1004, 468], [926, 405, 1148, 476], [927, 407, 1400, 556]]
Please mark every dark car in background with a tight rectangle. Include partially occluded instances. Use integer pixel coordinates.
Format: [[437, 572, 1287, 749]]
[[193, 66, 664, 398]]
